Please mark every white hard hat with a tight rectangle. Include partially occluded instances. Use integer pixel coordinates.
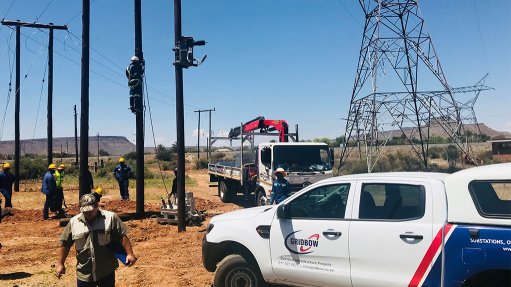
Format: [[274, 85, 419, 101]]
[[274, 167, 287, 176], [131, 56, 139, 61]]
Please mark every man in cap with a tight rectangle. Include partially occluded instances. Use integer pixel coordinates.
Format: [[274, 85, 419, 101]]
[[42, 164, 58, 220], [56, 194, 137, 286], [0, 163, 16, 210], [126, 55, 144, 113], [269, 167, 290, 205], [113, 157, 133, 201]]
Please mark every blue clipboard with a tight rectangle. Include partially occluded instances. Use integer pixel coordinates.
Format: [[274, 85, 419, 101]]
[[106, 241, 128, 266]]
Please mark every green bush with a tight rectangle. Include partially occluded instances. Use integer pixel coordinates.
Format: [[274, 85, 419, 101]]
[[478, 150, 494, 165], [195, 158, 209, 170], [428, 146, 444, 159], [155, 145, 175, 162], [160, 161, 173, 171], [18, 158, 47, 180], [124, 152, 137, 161], [444, 145, 459, 167]]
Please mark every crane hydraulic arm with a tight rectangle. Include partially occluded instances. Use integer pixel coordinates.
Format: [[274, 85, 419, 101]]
[[228, 116, 289, 142]]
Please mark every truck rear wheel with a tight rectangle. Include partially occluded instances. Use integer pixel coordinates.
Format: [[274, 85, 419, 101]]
[[218, 181, 231, 203], [213, 254, 265, 287]]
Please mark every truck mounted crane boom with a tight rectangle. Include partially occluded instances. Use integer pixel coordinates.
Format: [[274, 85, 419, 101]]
[[228, 116, 289, 142]]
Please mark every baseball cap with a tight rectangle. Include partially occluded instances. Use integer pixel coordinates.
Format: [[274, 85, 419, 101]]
[[80, 194, 97, 213]]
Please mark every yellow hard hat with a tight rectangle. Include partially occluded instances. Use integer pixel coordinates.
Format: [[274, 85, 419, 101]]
[[94, 187, 104, 196], [58, 164, 65, 170], [48, 163, 57, 170], [119, 157, 125, 163], [2, 163, 11, 169]]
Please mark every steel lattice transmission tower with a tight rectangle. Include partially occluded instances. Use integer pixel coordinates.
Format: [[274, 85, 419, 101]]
[[339, 0, 488, 172]]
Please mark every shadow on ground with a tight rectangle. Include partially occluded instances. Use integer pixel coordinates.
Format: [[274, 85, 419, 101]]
[[0, 272, 32, 280], [228, 193, 257, 208]]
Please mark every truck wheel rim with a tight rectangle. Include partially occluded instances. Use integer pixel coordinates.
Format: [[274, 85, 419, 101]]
[[226, 268, 256, 287], [258, 194, 267, 206]]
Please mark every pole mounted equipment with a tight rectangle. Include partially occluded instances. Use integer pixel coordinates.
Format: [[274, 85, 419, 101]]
[[174, 36, 207, 68]]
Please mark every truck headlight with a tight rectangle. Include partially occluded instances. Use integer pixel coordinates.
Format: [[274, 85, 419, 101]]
[[206, 223, 214, 234]]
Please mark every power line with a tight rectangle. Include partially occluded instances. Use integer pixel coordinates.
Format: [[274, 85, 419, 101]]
[[33, 0, 54, 23], [33, 53, 48, 139], [144, 77, 169, 195], [472, 0, 489, 70], [2, 0, 15, 20], [66, 0, 97, 25], [0, 0, 16, 34], [334, 0, 363, 27]]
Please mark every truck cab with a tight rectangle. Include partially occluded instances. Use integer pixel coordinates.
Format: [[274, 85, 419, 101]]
[[255, 142, 334, 206]]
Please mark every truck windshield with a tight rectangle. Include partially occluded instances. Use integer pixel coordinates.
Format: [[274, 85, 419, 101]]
[[273, 145, 331, 172]]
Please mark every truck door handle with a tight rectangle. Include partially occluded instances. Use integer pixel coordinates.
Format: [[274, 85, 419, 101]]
[[400, 234, 423, 240], [323, 231, 342, 237]]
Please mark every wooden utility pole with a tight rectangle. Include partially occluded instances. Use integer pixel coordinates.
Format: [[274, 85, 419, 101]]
[[134, 0, 145, 217], [194, 108, 215, 160], [97, 132, 100, 165], [1, 20, 67, 190], [14, 25, 19, 192], [174, 0, 186, 231], [74, 105, 78, 165], [79, 0, 90, 198], [208, 108, 215, 160]]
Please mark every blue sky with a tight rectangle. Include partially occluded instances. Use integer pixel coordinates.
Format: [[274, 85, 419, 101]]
[[0, 0, 510, 147]]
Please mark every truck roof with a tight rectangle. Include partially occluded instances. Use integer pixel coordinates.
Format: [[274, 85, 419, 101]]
[[322, 171, 448, 184], [445, 162, 511, 226]]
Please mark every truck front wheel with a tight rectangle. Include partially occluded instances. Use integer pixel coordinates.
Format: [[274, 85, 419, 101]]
[[218, 181, 231, 203], [213, 254, 265, 287]]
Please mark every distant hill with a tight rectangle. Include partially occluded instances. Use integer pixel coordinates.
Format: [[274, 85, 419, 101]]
[[0, 136, 135, 156], [378, 122, 511, 140]]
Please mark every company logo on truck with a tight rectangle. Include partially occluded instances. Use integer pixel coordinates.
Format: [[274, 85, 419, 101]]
[[285, 230, 320, 254]]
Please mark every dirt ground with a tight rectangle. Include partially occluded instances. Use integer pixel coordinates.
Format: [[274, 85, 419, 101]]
[[0, 169, 242, 287]]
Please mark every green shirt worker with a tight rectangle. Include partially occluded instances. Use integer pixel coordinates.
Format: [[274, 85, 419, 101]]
[[57, 194, 137, 286]]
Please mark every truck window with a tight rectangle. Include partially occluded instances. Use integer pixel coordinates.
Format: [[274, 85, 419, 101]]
[[273, 145, 331, 172], [469, 181, 511, 218], [359, 183, 425, 220], [261, 147, 271, 169], [286, 184, 350, 219]]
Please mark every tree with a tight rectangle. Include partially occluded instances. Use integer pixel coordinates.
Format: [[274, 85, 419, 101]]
[[156, 144, 174, 162], [313, 137, 332, 146]]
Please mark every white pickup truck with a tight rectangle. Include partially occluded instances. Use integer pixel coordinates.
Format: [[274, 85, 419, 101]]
[[202, 163, 511, 287]]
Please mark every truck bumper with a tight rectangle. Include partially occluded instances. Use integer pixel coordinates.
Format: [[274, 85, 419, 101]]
[[202, 236, 223, 272]]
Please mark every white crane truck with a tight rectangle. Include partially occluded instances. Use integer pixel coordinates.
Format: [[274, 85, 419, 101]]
[[203, 163, 511, 287], [208, 117, 334, 206]]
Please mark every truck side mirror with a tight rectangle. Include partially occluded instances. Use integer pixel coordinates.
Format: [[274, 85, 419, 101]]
[[277, 204, 289, 219]]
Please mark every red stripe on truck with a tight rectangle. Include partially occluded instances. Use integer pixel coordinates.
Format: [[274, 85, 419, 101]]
[[408, 224, 454, 287]]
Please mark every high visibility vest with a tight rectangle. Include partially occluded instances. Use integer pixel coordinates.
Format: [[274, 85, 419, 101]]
[[55, 170, 64, 188]]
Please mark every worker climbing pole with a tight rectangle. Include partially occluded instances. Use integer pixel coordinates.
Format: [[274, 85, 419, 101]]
[[126, 55, 144, 113]]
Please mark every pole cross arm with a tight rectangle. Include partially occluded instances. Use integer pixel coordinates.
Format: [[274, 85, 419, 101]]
[[1, 20, 68, 30]]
